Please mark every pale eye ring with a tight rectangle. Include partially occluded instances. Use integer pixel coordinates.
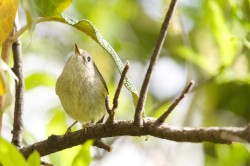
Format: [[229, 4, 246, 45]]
[[87, 56, 91, 62]]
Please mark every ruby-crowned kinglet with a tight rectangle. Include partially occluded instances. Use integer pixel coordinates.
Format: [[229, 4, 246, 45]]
[[56, 44, 108, 124]]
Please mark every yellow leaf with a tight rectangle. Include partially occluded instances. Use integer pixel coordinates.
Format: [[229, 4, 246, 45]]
[[0, 76, 6, 95], [0, 0, 18, 45]]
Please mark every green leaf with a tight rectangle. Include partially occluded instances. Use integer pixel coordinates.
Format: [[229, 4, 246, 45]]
[[38, 14, 139, 105], [0, 137, 27, 166], [23, 0, 72, 17], [25, 73, 56, 90], [22, 0, 72, 30], [207, 1, 237, 67], [27, 150, 40, 166], [0, 0, 18, 46], [72, 140, 93, 166]]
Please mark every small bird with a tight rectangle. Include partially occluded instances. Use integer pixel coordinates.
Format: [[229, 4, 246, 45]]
[[56, 44, 108, 124]]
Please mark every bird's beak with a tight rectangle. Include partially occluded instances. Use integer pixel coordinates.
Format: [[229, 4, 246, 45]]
[[75, 44, 81, 55]]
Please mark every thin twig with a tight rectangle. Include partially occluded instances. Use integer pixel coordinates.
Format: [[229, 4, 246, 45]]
[[65, 121, 78, 134], [106, 61, 129, 124], [112, 61, 129, 110], [9, 17, 53, 43], [134, 0, 178, 126], [8, 17, 56, 44], [11, 13, 24, 148], [105, 95, 111, 115], [93, 139, 112, 152], [9, 16, 81, 43], [156, 80, 194, 124]]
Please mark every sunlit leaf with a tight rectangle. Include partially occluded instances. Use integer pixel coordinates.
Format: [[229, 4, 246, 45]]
[[23, 0, 72, 17], [38, 14, 139, 105], [207, 1, 237, 67], [72, 140, 93, 166], [27, 150, 40, 166], [0, 76, 6, 95], [0, 137, 27, 166], [25, 73, 56, 90], [0, 0, 18, 46], [22, 0, 72, 30]]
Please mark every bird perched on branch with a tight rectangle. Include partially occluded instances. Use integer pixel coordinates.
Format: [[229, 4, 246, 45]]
[[56, 44, 108, 125]]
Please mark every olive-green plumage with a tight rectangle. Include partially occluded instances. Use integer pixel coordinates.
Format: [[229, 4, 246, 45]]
[[56, 44, 108, 124]]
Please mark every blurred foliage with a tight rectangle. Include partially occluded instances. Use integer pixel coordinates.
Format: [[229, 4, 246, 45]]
[[72, 140, 93, 166], [204, 143, 250, 166], [1, 0, 250, 165], [204, 82, 250, 124], [0, 137, 40, 166], [25, 73, 56, 90]]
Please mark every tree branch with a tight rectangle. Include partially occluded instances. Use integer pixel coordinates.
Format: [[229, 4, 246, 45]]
[[20, 118, 250, 158], [134, 0, 178, 126], [11, 13, 25, 148]]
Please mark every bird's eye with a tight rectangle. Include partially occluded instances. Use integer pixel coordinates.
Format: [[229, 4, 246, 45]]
[[87, 56, 91, 62]]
